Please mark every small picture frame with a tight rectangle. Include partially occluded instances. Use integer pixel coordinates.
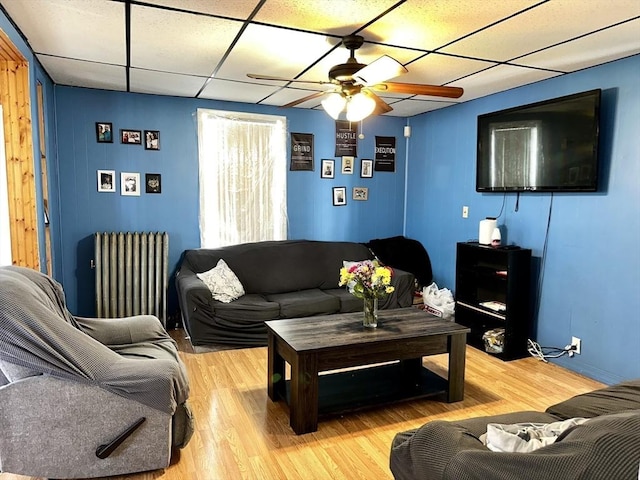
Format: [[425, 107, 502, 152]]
[[353, 187, 369, 201], [97, 170, 115, 192], [96, 122, 113, 143], [321, 159, 334, 179], [120, 129, 142, 145], [360, 159, 373, 178], [121, 172, 141, 196], [341, 156, 354, 175], [144, 130, 160, 150], [333, 186, 347, 206], [145, 173, 162, 193]]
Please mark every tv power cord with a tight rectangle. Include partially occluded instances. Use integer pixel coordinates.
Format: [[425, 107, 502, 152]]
[[527, 339, 578, 363]]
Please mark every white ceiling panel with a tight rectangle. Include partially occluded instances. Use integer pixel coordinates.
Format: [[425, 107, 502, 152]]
[[199, 78, 283, 103], [37, 55, 126, 91], [253, 0, 400, 36], [130, 69, 208, 97], [457, 64, 561, 101], [130, 4, 243, 76], [142, 0, 258, 18], [1, 0, 638, 117], [2, 0, 125, 64], [361, 0, 538, 51], [264, 89, 325, 109], [402, 53, 496, 87], [517, 20, 640, 73], [217, 24, 333, 82], [441, 0, 640, 62], [385, 98, 456, 117]]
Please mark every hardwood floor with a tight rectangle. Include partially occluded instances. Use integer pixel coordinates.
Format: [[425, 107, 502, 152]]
[[1, 328, 604, 480]]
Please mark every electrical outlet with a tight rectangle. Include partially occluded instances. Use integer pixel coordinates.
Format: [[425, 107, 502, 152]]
[[462, 206, 469, 218], [571, 336, 581, 355]]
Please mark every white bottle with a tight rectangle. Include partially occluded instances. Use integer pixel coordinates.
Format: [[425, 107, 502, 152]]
[[491, 227, 501, 247]]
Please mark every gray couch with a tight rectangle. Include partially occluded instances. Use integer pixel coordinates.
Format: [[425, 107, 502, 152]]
[[176, 239, 416, 346], [0, 266, 194, 479], [390, 379, 640, 480]]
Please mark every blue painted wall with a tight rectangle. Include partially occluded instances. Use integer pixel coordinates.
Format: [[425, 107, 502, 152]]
[[405, 55, 640, 384], [54, 87, 407, 317]]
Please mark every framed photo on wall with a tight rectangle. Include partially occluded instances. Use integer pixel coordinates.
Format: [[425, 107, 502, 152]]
[[96, 122, 113, 143], [321, 159, 334, 179], [360, 159, 373, 178], [97, 170, 115, 192], [144, 130, 160, 150], [341, 156, 354, 174], [353, 187, 368, 201], [121, 172, 140, 196], [145, 173, 162, 193], [333, 186, 347, 206], [120, 129, 142, 145]]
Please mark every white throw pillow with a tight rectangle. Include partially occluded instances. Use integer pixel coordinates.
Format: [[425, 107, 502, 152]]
[[197, 259, 245, 303], [343, 260, 359, 269]]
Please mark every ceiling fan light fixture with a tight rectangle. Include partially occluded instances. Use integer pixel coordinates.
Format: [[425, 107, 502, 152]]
[[346, 93, 376, 122], [354, 55, 408, 86], [321, 93, 347, 119]]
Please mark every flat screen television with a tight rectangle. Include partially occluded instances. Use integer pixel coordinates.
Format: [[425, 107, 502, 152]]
[[476, 89, 601, 192]]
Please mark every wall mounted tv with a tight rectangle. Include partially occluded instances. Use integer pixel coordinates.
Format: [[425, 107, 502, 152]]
[[476, 89, 601, 192]]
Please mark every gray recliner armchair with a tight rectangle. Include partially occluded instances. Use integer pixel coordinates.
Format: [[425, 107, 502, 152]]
[[0, 266, 194, 479]]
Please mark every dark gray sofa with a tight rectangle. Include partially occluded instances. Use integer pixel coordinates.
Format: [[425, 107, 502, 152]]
[[390, 379, 640, 480], [176, 239, 415, 346]]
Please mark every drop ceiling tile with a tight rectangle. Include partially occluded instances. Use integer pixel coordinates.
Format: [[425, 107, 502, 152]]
[[199, 78, 283, 103], [141, 0, 258, 18], [384, 98, 456, 117], [217, 24, 333, 82], [253, 0, 400, 36], [402, 53, 496, 87], [1, 0, 638, 114], [361, 0, 538, 51], [262, 86, 329, 108], [441, 0, 640, 62], [130, 69, 207, 97], [130, 4, 243, 76], [517, 19, 640, 72], [2, 0, 125, 64], [456, 64, 561, 101], [37, 55, 126, 90]]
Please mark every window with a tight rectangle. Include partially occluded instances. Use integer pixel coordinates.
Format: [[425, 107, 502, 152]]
[[197, 109, 287, 248]]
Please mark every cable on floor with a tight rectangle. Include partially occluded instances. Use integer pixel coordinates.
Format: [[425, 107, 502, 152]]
[[527, 339, 576, 363]]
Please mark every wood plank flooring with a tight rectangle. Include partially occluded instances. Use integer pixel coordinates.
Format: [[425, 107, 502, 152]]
[[1, 328, 604, 480]]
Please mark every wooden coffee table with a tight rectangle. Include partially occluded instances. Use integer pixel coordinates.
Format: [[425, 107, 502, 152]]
[[266, 307, 469, 434]]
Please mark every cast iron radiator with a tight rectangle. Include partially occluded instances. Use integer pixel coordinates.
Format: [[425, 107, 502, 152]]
[[94, 232, 169, 326]]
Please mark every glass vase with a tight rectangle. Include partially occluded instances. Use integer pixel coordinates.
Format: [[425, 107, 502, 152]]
[[363, 296, 378, 328]]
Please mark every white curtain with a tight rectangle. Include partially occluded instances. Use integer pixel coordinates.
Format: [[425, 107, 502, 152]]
[[197, 109, 288, 248]]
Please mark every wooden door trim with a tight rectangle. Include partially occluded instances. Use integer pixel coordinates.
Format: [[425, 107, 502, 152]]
[[0, 28, 39, 269]]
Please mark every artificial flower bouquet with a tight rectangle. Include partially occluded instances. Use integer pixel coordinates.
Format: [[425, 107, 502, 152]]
[[338, 259, 395, 299]]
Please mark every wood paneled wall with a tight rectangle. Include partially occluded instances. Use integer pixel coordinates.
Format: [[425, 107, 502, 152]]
[[0, 28, 39, 269]]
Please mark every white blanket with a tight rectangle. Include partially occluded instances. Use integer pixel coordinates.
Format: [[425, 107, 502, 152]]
[[480, 418, 589, 453]]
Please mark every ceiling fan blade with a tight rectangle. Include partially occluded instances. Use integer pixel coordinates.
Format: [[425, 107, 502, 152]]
[[247, 73, 331, 85], [282, 91, 327, 108], [373, 82, 463, 99], [363, 90, 393, 115], [353, 55, 407, 86]]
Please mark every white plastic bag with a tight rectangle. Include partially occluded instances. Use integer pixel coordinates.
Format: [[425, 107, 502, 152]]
[[422, 282, 455, 318]]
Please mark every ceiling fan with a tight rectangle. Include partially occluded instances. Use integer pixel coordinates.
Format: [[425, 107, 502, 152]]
[[247, 35, 463, 121]]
